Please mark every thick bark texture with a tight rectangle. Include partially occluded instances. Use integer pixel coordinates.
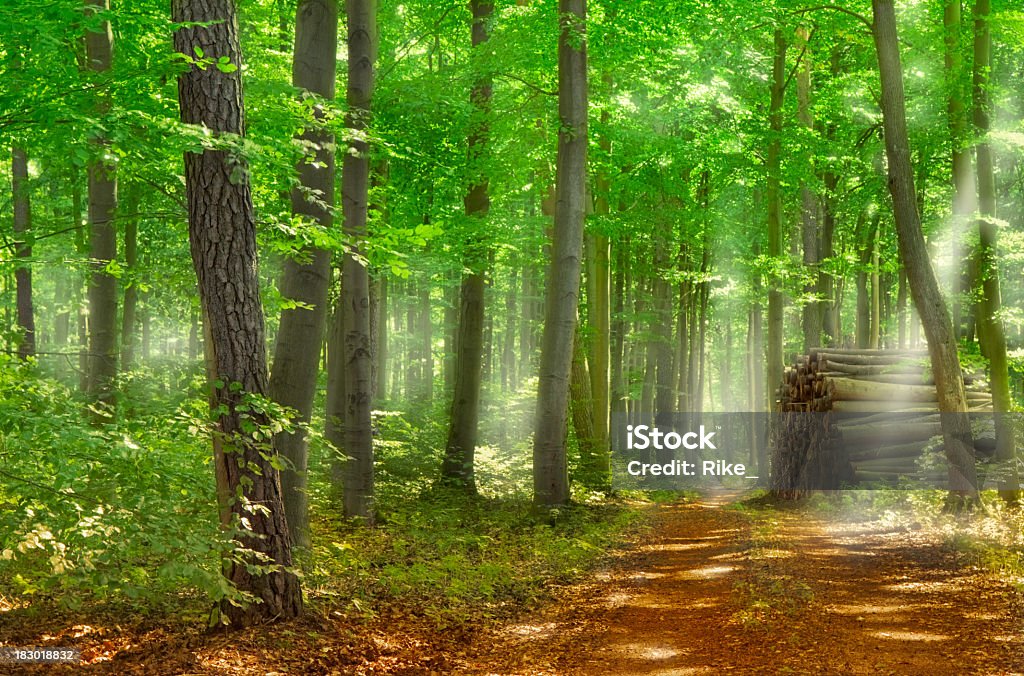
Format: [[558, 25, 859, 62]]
[[12, 147, 34, 359], [872, 0, 978, 500], [173, 0, 302, 626], [972, 0, 1018, 501], [335, 0, 377, 521], [268, 0, 338, 548], [766, 29, 787, 412], [533, 0, 587, 507], [85, 0, 118, 413]]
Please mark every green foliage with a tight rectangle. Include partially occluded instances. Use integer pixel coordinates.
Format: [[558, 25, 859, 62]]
[[306, 491, 645, 625], [0, 356, 239, 611]]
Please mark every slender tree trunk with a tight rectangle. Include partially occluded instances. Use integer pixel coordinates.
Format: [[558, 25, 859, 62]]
[[870, 244, 880, 349], [872, 0, 978, 502], [173, 0, 302, 625], [12, 147, 34, 359], [610, 236, 626, 418], [586, 69, 612, 471], [443, 268, 458, 393], [334, 0, 377, 521], [375, 273, 388, 400], [419, 280, 433, 401], [120, 190, 139, 371], [946, 0, 975, 342], [533, 0, 587, 507], [796, 25, 821, 351], [266, 0, 338, 547], [442, 0, 493, 490], [85, 0, 118, 413], [766, 29, 787, 409], [972, 0, 1018, 502]]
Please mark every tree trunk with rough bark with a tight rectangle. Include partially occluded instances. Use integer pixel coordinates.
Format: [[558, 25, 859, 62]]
[[172, 0, 302, 626]]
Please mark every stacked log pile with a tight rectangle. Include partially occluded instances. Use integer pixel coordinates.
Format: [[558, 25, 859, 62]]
[[770, 348, 993, 494], [777, 348, 991, 414]]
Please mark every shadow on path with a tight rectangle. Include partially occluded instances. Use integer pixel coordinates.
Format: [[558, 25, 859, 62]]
[[464, 492, 1023, 675]]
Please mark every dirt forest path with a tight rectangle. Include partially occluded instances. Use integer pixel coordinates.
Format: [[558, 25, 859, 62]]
[[462, 492, 1024, 675]]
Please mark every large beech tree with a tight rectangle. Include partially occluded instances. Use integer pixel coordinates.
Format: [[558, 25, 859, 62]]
[[533, 0, 588, 507], [172, 0, 302, 625]]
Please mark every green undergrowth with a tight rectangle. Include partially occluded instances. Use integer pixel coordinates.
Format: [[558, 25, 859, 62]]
[[804, 490, 1024, 589], [0, 358, 651, 628], [303, 492, 649, 628], [727, 496, 813, 630]]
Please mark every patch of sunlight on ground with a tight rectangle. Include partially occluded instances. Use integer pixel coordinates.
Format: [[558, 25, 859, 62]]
[[883, 580, 968, 593], [677, 565, 735, 579], [630, 571, 668, 580], [992, 635, 1024, 643], [751, 549, 794, 559], [605, 592, 633, 607], [830, 603, 922, 615], [508, 622, 557, 638], [658, 542, 715, 552], [615, 644, 679, 660], [870, 630, 949, 642]]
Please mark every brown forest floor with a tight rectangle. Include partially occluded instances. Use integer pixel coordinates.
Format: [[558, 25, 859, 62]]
[[3, 493, 1023, 674]]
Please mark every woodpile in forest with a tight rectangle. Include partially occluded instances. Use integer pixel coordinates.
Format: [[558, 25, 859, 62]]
[[771, 348, 994, 495]]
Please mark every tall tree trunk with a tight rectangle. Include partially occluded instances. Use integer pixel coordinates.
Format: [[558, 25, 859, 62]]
[[172, 0, 302, 625], [375, 273, 388, 400], [946, 0, 975, 342], [442, 0, 492, 490], [586, 70, 612, 472], [12, 147, 34, 359], [332, 0, 377, 521], [120, 189, 139, 371], [872, 0, 978, 502], [972, 0, 1018, 502], [442, 0, 493, 491], [267, 0, 338, 548], [85, 0, 118, 413], [870, 244, 880, 348], [533, 0, 587, 507], [796, 25, 821, 351], [766, 28, 787, 410], [610, 236, 626, 418]]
